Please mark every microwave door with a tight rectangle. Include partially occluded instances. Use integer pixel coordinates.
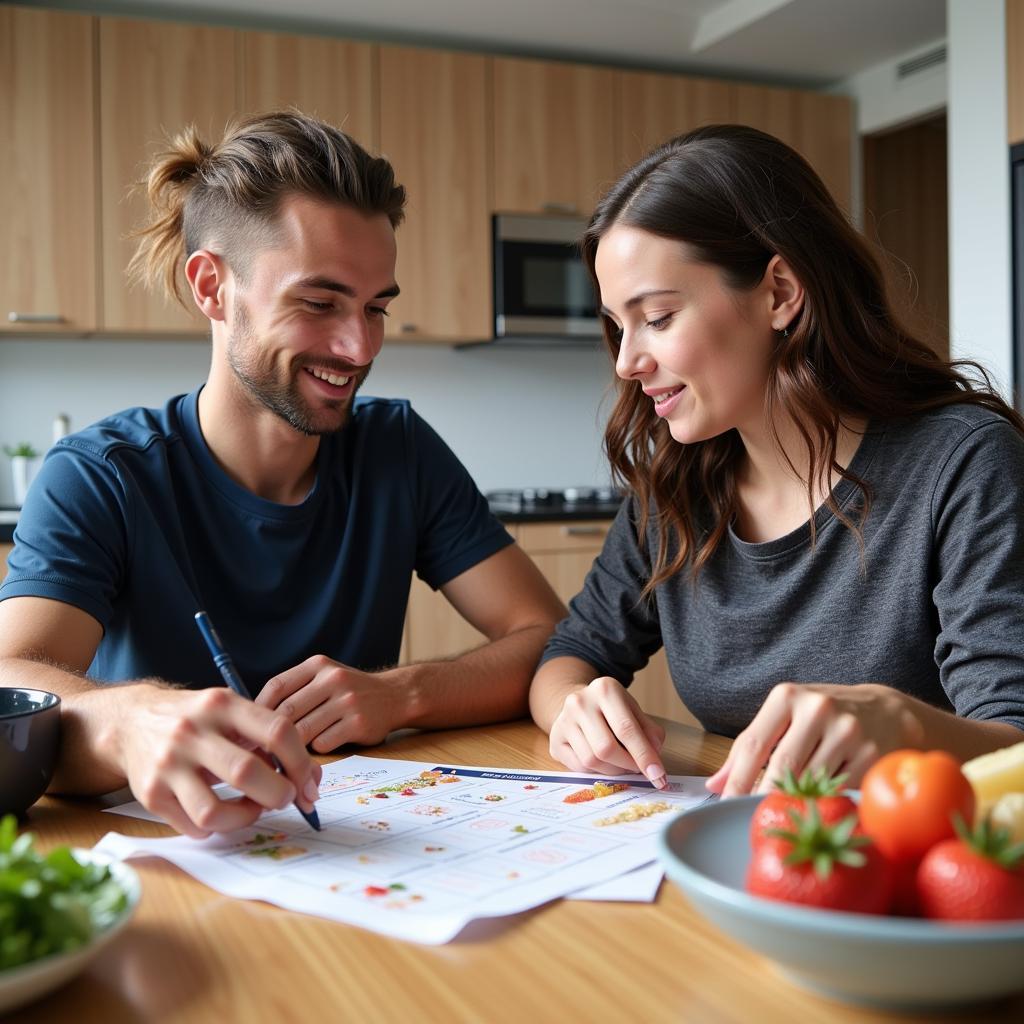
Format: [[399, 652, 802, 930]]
[[493, 218, 601, 338]]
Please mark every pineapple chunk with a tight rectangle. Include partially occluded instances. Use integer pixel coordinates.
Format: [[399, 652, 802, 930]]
[[963, 740, 1024, 807], [989, 793, 1024, 844]]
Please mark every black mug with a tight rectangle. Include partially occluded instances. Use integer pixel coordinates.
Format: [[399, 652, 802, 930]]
[[0, 688, 61, 817]]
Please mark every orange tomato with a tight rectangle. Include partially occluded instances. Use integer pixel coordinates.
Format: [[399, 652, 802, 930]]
[[859, 749, 975, 866]]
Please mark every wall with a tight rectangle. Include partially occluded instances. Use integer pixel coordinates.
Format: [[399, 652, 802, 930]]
[[835, 8, 1015, 400], [947, 0, 1012, 399], [838, 38, 947, 137], [0, 337, 616, 505]]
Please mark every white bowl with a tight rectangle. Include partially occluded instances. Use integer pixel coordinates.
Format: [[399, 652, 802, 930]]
[[0, 849, 141, 1015], [658, 795, 1024, 1011]]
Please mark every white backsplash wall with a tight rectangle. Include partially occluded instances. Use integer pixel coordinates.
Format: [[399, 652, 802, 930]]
[[0, 338, 617, 506]]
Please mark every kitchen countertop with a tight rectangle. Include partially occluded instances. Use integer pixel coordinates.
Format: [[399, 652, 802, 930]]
[[492, 505, 619, 524], [0, 500, 624, 545], [0, 507, 17, 544], [486, 490, 622, 523]]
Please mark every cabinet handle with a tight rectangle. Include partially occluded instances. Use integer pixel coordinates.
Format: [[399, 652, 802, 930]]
[[8, 312, 64, 324], [400, 323, 417, 333], [541, 201, 578, 215], [562, 526, 605, 537]]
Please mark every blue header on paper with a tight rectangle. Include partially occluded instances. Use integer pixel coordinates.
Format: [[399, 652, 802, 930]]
[[430, 766, 655, 789]]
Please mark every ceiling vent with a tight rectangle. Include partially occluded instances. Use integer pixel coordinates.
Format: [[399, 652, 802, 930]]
[[897, 45, 946, 79]]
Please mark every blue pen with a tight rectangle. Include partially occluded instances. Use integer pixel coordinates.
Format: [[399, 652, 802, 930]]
[[193, 611, 321, 831]]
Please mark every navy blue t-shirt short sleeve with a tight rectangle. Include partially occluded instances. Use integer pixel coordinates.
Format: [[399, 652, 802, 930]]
[[1, 390, 512, 693]]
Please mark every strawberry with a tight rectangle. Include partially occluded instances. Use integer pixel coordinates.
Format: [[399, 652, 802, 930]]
[[749, 767, 857, 849], [746, 802, 895, 915], [916, 815, 1024, 922]]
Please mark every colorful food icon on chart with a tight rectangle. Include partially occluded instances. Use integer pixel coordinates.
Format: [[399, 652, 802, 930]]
[[362, 882, 426, 909], [593, 801, 674, 827], [563, 782, 630, 804], [242, 833, 308, 860], [369, 770, 462, 796]]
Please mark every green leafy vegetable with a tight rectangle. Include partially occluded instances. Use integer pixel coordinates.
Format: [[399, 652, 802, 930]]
[[0, 814, 128, 972]]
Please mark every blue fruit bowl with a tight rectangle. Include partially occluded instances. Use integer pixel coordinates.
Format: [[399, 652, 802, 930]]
[[658, 795, 1024, 1011]]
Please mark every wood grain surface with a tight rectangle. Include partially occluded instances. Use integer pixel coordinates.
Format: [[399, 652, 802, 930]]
[[15, 719, 1024, 1024]]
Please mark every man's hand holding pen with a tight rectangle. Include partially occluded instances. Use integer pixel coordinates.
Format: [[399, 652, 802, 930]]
[[105, 683, 322, 839]]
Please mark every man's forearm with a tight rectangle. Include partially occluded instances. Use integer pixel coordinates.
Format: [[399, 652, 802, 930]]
[[384, 624, 557, 729], [0, 657, 162, 794]]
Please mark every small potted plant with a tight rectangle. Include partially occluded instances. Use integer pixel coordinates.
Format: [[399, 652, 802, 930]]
[[3, 442, 41, 505]]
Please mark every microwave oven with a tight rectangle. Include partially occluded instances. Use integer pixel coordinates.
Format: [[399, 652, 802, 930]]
[[491, 213, 601, 342]]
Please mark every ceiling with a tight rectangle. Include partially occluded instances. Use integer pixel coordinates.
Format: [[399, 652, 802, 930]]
[[49, 0, 947, 86]]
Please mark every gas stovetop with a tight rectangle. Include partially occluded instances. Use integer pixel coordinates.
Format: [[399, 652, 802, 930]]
[[486, 487, 623, 520]]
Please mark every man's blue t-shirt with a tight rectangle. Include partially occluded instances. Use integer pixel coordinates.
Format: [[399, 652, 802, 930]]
[[0, 389, 512, 693]]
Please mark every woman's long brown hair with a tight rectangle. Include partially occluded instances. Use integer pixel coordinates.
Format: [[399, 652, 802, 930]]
[[583, 124, 1024, 595]]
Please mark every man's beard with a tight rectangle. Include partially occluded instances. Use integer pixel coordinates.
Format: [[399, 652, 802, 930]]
[[226, 303, 370, 436]]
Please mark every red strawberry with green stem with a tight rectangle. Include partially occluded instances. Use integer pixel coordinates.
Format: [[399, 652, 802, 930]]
[[916, 815, 1024, 922], [749, 766, 857, 849], [746, 802, 895, 914]]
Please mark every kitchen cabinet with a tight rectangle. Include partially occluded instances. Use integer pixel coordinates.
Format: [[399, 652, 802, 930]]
[[733, 81, 852, 211], [379, 47, 491, 343], [615, 70, 733, 171], [732, 80, 800, 148], [98, 17, 239, 333], [402, 521, 698, 728], [1009, 0, 1024, 144], [0, 544, 11, 581], [493, 56, 617, 217], [516, 522, 696, 727], [240, 31, 377, 150], [614, 70, 852, 214], [402, 574, 488, 666], [790, 91, 853, 213], [3, 8, 854, 342], [0, 7, 97, 335]]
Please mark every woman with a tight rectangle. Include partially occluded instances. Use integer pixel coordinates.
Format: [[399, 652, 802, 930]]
[[529, 124, 1024, 797]]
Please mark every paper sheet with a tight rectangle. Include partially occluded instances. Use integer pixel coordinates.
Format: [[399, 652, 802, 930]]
[[104, 793, 665, 903], [97, 755, 709, 943], [567, 861, 664, 902]]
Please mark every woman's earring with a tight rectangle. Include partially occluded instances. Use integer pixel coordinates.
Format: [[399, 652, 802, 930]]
[[776, 324, 790, 339]]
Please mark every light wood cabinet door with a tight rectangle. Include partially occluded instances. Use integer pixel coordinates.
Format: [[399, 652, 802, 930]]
[[792, 91, 853, 213], [378, 46, 491, 343], [493, 56, 617, 217], [733, 81, 851, 211], [402, 574, 489, 663], [240, 31, 376, 151], [0, 8, 97, 334], [1010, 0, 1024, 144], [518, 523, 696, 727], [732, 80, 800, 146], [615, 70, 733, 172], [98, 17, 239, 333], [0, 543, 12, 583]]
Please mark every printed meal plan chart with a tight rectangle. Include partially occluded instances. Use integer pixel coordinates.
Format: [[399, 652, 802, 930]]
[[96, 755, 712, 944]]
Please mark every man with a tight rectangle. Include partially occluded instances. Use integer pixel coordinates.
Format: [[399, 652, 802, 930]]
[[0, 111, 566, 838]]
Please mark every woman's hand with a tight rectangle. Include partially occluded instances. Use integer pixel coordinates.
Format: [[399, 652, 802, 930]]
[[706, 682, 925, 797], [548, 676, 669, 788]]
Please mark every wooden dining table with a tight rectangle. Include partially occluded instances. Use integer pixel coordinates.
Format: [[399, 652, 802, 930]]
[[14, 717, 1024, 1024]]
